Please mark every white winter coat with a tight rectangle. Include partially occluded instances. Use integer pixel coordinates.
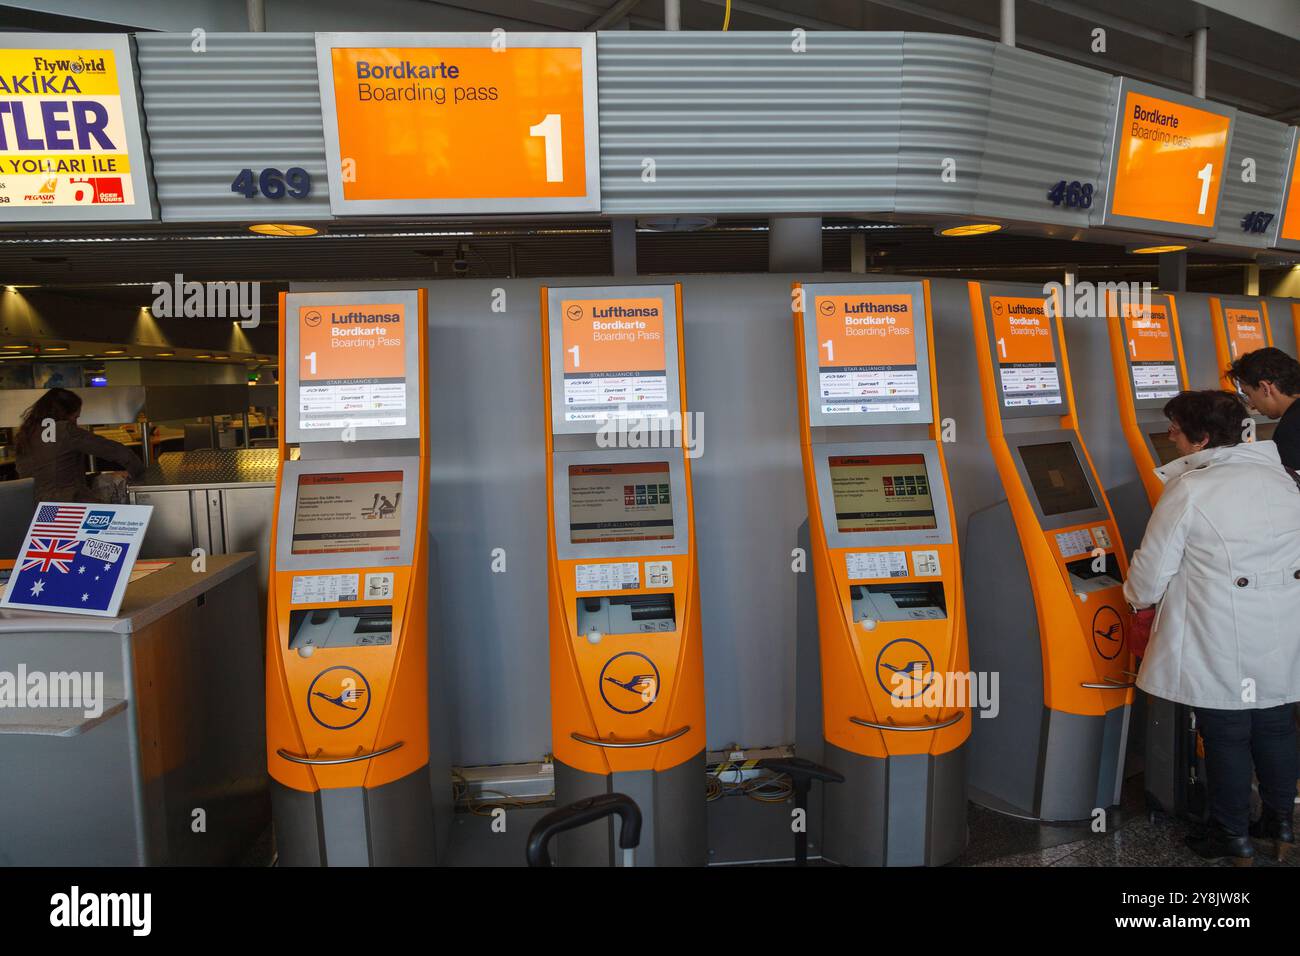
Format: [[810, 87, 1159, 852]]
[[1124, 440, 1300, 710]]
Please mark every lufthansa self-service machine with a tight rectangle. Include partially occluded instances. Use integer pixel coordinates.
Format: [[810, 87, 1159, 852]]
[[540, 283, 707, 866], [793, 280, 970, 866], [1105, 291, 1205, 820], [266, 288, 446, 865], [965, 282, 1134, 822], [1209, 296, 1277, 439]]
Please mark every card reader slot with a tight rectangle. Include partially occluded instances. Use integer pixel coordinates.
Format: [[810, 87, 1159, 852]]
[[1065, 553, 1123, 592], [577, 594, 677, 635], [850, 583, 947, 622]]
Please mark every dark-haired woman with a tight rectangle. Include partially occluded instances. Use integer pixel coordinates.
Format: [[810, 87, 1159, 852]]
[[1125, 389, 1300, 865], [14, 387, 144, 502]]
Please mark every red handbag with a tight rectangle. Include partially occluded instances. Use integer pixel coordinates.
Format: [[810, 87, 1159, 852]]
[[1129, 607, 1156, 659]]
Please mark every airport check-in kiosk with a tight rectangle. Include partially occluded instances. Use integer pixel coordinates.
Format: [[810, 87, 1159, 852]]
[[541, 283, 707, 866], [1105, 292, 1205, 820], [1209, 296, 1277, 439], [792, 280, 969, 866], [965, 283, 1134, 821], [266, 288, 445, 865]]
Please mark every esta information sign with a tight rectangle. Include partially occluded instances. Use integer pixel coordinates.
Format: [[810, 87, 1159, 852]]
[[315, 32, 600, 215], [0, 34, 152, 222], [1100, 78, 1234, 238]]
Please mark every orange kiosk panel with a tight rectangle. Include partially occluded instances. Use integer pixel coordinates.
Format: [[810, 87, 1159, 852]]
[[541, 283, 706, 866], [1209, 296, 1278, 439], [266, 288, 445, 865], [964, 282, 1134, 822], [793, 280, 970, 866]]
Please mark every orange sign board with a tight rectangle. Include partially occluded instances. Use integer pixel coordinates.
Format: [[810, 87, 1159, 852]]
[[1107, 85, 1232, 231], [989, 295, 1062, 408], [318, 36, 598, 214], [559, 296, 669, 422], [1224, 307, 1267, 359], [811, 293, 920, 415], [1279, 132, 1300, 244], [1122, 302, 1180, 400], [297, 300, 409, 432]]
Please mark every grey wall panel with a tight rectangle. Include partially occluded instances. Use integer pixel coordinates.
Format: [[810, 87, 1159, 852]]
[[1173, 293, 1223, 390], [136, 33, 331, 222], [1063, 311, 1139, 494], [1266, 297, 1298, 356], [1213, 111, 1291, 249], [976, 45, 1112, 229], [895, 34, 993, 216], [597, 32, 903, 215]]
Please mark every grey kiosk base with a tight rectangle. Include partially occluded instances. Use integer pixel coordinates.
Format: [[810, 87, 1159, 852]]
[[795, 523, 969, 867], [553, 754, 708, 866], [965, 500, 1130, 821], [271, 535, 454, 866]]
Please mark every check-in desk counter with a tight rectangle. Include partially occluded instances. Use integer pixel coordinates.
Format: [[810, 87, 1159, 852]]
[[0, 553, 269, 865], [129, 449, 279, 615]]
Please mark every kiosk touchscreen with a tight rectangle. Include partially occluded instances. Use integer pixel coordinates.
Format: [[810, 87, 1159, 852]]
[[541, 283, 706, 867], [793, 280, 969, 866], [965, 283, 1133, 822], [1106, 292, 1191, 507], [265, 288, 446, 866], [1209, 296, 1277, 440]]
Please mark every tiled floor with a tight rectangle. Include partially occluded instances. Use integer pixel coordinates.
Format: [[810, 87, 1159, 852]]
[[959, 775, 1299, 868]]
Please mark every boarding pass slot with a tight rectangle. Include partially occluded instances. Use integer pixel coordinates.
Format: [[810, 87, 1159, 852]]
[[577, 594, 677, 637], [1065, 554, 1122, 593], [850, 583, 947, 623], [289, 605, 394, 657]]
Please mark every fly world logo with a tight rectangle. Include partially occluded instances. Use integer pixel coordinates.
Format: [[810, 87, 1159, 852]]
[[152, 273, 260, 329]]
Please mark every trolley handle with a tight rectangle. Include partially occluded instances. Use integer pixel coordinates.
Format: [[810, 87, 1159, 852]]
[[849, 712, 965, 732], [275, 741, 403, 765], [526, 793, 642, 867], [570, 725, 690, 749]]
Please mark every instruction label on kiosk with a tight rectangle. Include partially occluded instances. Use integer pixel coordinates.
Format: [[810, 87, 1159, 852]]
[[561, 296, 668, 422], [813, 293, 920, 415], [1, 502, 151, 617], [1123, 303, 1179, 400], [1224, 306, 1266, 359], [989, 296, 1061, 408], [575, 562, 640, 593], [298, 302, 408, 431]]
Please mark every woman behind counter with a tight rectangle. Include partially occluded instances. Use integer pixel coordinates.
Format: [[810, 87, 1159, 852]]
[[15, 387, 145, 502]]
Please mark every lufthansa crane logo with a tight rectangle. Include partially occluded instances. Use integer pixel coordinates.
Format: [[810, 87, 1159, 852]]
[[599, 651, 660, 715], [307, 665, 371, 730], [304, 310, 322, 327], [875, 638, 933, 700], [1091, 605, 1125, 660], [565, 304, 584, 321], [818, 298, 836, 316]]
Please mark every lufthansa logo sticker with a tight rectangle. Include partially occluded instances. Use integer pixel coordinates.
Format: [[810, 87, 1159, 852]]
[[565, 303, 583, 321], [307, 665, 371, 730], [875, 638, 933, 700], [599, 651, 660, 715], [1091, 605, 1124, 660], [817, 298, 835, 316]]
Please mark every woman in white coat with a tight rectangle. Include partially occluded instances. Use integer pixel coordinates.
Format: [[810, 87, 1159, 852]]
[[1125, 389, 1300, 865]]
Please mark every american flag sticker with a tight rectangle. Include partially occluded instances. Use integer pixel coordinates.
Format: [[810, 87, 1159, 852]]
[[31, 504, 89, 537]]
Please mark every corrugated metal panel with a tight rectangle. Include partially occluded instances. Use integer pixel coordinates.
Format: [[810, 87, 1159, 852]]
[[976, 44, 1112, 228], [597, 31, 903, 215], [895, 33, 993, 216], [136, 33, 332, 222], [1214, 110, 1290, 249]]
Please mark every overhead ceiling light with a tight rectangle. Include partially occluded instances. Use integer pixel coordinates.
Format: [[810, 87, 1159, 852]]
[[937, 223, 1003, 237], [248, 223, 319, 237], [2, 343, 29, 349], [42, 345, 68, 352], [194, 354, 211, 359], [1129, 243, 1188, 254], [638, 216, 718, 232], [104, 349, 125, 355], [213, 354, 227, 360], [156, 351, 174, 357]]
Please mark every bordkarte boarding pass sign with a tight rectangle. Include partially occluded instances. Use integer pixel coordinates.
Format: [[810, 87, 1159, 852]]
[[1, 502, 152, 617]]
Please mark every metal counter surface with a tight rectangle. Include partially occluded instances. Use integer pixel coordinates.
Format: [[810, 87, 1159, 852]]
[[131, 447, 280, 489]]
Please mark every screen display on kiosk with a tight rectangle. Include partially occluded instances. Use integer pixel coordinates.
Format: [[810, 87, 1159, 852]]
[[829, 454, 938, 533], [1017, 442, 1100, 516], [568, 462, 674, 544], [1147, 431, 1183, 466], [291, 471, 404, 555]]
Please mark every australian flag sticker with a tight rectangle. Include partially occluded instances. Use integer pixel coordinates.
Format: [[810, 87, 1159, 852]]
[[11, 536, 126, 613]]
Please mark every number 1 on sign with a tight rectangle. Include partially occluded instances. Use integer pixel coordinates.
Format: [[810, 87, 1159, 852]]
[[530, 114, 564, 183], [1196, 163, 1213, 216], [568, 345, 580, 368], [822, 340, 834, 363], [305, 351, 317, 375]]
